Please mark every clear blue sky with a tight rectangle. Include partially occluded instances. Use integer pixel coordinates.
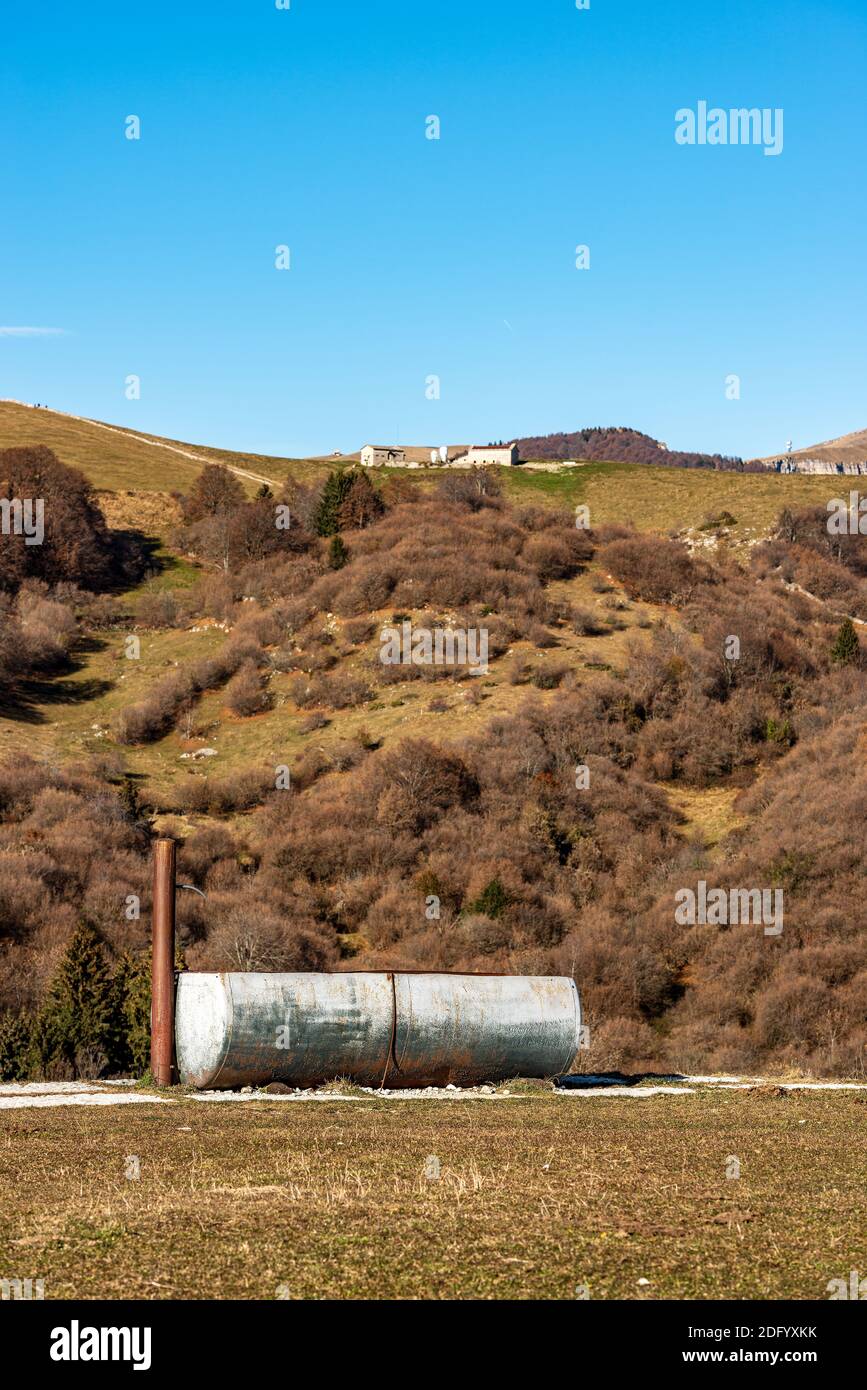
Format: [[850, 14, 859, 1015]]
[[1, 0, 864, 460]]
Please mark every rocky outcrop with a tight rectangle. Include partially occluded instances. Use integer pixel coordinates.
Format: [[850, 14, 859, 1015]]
[[768, 458, 867, 475]]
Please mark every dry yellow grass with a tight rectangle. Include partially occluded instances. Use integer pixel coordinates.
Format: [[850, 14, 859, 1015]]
[[95, 489, 184, 538], [661, 784, 747, 851], [0, 400, 346, 499]]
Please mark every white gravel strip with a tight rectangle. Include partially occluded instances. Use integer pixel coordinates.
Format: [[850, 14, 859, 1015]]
[[193, 1083, 506, 1102], [712, 1081, 867, 1091], [185, 1077, 867, 1102], [0, 1092, 173, 1110], [193, 1085, 695, 1102], [193, 1092, 524, 1103], [682, 1075, 743, 1084], [3, 1076, 862, 1109]]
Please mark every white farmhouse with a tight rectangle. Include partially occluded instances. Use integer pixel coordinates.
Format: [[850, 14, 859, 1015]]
[[360, 441, 519, 468], [456, 443, 519, 467], [360, 445, 407, 467], [360, 443, 469, 468]]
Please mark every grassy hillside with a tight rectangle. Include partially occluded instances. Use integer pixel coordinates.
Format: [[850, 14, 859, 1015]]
[[0, 561, 656, 808], [0, 399, 852, 540], [502, 459, 849, 537], [0, 406, 857, 849], [0, 401, 326, 497]]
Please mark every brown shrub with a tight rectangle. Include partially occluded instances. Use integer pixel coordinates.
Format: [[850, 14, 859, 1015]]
[[15, 590, 77, 671], [342, 616, 376, 645], [600, 535, 705, 605], [290, 671, 373, 710], [571, 605, 609, 636], [521, 529, 589, 581], [367, 739, 479, 834], [225, 662, 270, 717], [134, 591, 180, 629]]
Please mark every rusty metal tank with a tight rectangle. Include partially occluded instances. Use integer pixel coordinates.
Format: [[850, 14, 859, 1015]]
[[175, 971, 581, 1089]]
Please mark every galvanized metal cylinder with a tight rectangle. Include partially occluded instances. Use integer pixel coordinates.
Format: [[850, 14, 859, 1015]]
[[175, 971, 581, 1090], [176, 972, 395, 1089], [392, 973, 580, 1086]]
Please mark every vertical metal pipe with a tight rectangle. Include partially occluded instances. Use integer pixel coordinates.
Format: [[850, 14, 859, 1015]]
[[151, 837, 177, 1087]]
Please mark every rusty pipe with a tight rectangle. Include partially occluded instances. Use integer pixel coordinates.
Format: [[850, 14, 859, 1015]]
[[151, 838, 177, 1087]]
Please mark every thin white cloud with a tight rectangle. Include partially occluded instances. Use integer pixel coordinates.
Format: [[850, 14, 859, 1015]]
[[0, 326, 67, 337]]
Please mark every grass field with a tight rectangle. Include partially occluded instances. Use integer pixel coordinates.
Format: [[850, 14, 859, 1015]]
[[510, 461, 848, 537], [0, 401, 349, 497], [1, 1085, 863, 1300]]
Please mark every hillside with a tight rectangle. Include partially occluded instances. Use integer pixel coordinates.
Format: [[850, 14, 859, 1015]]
[[1, 432, 865, 1085], [0, 400, 332, 497], [0, 400, 852, 543]]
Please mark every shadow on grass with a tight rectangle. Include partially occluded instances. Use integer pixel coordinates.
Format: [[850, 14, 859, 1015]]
[[119, 532, 201, 594], [0, 532, 195, 725], [556, 1072, 692, 1089], [0, 638, 115, 724]]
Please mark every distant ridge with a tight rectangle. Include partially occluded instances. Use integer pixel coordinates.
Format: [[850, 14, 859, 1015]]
[[754, 427, 867, 476]]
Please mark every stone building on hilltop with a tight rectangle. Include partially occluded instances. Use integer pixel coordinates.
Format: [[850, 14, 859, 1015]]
[[360, 441, 518, 468]]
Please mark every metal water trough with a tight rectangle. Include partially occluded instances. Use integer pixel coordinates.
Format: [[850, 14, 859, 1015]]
[[150, 840, 581, 1089]]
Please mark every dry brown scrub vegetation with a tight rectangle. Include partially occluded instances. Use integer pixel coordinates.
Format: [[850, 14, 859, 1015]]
[[0, 474, 865, 1080]]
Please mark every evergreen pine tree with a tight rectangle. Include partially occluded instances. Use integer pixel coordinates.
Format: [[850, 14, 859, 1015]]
[[315, 469, 356, 536], [111, 951, 152, 1075], [118, 772, 143, 825], [0, 1011, 33, 1081], [328, 534, 348, 569], [471, 877, 510, 919], [831, 617, 859, 665], [37, 921, 116, 1077]]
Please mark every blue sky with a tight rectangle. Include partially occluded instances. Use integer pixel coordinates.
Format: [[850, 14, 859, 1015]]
[[1, 0, 864, 460]]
